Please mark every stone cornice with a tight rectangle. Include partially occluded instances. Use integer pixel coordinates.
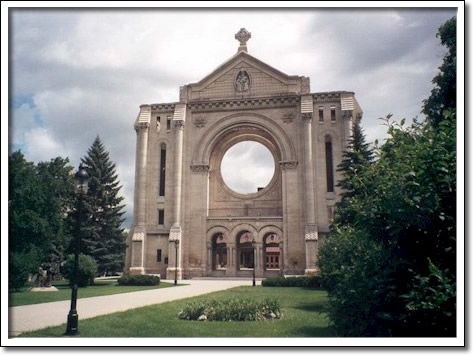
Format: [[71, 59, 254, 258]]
[[134, 122, 150, 132], [150, 104, 176, 113], [145, 92, 354, 114], [279, 160, 298, 170], [174, 120, 185, 129], [187, 96, 299, 113], [190, 164, 211, 173], [301, 112, 313, 121]]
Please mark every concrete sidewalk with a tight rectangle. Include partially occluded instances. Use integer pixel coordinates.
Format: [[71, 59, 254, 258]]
[[9, 279, 258, 336]]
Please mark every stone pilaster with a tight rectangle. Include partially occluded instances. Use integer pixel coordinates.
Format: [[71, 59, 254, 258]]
[[301, 95, 318, 274], [167, 103, 186, 280], [129, 106, 151, 275], [343, 110, 354, 150], [280, 160, 298, 274]]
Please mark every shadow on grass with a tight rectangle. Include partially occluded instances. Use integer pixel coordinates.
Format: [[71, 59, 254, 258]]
[[292, 325, 336, 337], [292, 301, 328, 313]]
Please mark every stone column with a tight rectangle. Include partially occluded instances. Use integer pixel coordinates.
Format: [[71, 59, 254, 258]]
[[167, 104, 186, 280], [129, 106, 151, 275], [207, 244, 212, 272], [279, 243, 284, 276], [301, 95, 318, 275], [256, 243, 264, 277]]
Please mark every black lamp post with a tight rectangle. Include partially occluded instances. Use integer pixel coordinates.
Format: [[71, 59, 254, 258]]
[[174, 239, 180, 285], [252, 240, 256, 287], [66, 164, 89, 336]]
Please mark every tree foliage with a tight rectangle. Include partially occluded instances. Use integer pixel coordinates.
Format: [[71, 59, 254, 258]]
[[319, 17, 456, 337], [62, 254, 98, 287], [77, 136, 126, 274], [9, 152, 75, 288], [422, 16, 456, 127]]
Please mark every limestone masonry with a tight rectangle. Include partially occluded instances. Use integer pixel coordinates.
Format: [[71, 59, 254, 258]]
[[125, 28, 362, 279]]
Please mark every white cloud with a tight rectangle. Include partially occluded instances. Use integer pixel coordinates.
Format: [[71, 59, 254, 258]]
[[23, 127, 65, 163], [221, 142, 275, 194], [10, 103, 37, 148]]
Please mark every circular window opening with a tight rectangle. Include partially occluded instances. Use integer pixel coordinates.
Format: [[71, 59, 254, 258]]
[[221, 141, 275, 194]]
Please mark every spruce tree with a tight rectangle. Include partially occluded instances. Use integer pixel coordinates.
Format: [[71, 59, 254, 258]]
[[80, 136, 126, 275], [335, 120, 373, 225]]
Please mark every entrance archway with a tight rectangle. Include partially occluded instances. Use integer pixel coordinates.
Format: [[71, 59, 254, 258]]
[[264, 233, 280, 270], [237, 231, 255, 270], [212, 233, 227, 270]]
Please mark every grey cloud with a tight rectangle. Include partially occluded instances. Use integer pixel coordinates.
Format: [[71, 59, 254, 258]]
[[9, 8, 457, 227]]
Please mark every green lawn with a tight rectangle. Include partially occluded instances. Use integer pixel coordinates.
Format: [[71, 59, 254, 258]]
[[20, 286, 335, 337], [9, 280, 176, 307]]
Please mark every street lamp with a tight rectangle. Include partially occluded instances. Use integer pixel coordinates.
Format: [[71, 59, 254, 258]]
[[252, 239, 256, 287], [174, 239, 180, 285], [66, 164, 89, 336]]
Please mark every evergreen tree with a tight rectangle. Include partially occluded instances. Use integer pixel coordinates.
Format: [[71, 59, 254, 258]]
[[80, 136, 126, 275], [335, 120, 373, 225]]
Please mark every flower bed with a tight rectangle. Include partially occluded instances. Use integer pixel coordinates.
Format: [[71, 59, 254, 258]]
[[178, 298, 282, 321]]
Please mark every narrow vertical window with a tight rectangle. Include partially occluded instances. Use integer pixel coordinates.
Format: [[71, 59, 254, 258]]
[[330, 106, 336, 122], [158, 209, 164, 225], [164, 257, 169, 264], [159, 143, 166, 197], [166, 116, 171, 131], [325, 138, 334, 192], [318, 106, 324, 122], [157, 249, 162, 262], [156, 116, 161, 132]]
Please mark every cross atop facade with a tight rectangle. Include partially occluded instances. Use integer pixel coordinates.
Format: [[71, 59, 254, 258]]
[[235, 28, 251, 52]]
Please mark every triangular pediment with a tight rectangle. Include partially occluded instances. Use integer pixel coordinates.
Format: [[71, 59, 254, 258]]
[[181, 51, 309, 102]]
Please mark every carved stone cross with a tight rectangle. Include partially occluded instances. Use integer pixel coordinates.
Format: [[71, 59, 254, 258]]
[[235, 28, 251, 52]]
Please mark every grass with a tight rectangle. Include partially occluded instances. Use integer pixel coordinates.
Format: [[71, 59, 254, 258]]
[[20, 286, 335, 337], [9, 279, 176, 307]]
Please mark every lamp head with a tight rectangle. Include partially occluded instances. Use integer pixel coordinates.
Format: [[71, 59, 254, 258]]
[[75, 164, 89, 194]]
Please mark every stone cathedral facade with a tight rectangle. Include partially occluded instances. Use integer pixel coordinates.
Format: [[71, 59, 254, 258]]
[[125, 29, 362, 279]]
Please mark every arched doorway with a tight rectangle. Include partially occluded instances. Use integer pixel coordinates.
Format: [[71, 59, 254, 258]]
[[237, 231, 255, 270], [212, 233, 227, 270], [264, 234, 280, 270]]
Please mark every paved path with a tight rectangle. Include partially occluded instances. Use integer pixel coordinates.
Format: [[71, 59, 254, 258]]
[[9, 279, 259, 336]]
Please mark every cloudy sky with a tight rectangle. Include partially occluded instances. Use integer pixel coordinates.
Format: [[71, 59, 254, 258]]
[[8, 7, 457, 227]]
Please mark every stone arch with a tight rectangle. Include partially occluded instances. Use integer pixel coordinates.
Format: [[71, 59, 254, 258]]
[[317, 129, 339, 142], [258, 225, 283, 271], [230, 223, 259, 271], [258, 225, 283, 240], [193, 112, 297, 166], [154, 137, 173, 151], [206, 225, 230, 272], [206, 225, 230, 246], [230, 223, 259, 243]]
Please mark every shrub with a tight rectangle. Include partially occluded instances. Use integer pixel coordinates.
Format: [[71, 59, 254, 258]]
[[9, 250, 40, 291], [261, 276, 322, 288], [178, 298, 282, 321], [62, 254, 98, 287], [117, 274, 160, 286]]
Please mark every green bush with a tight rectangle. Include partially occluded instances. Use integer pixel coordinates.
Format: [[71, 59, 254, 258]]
[[117, 274, 160, 286], [62, 254, 97, 287], [261, 276, 321, 288], [178, 298, 282, 322], [9, 250, 40, 291]]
